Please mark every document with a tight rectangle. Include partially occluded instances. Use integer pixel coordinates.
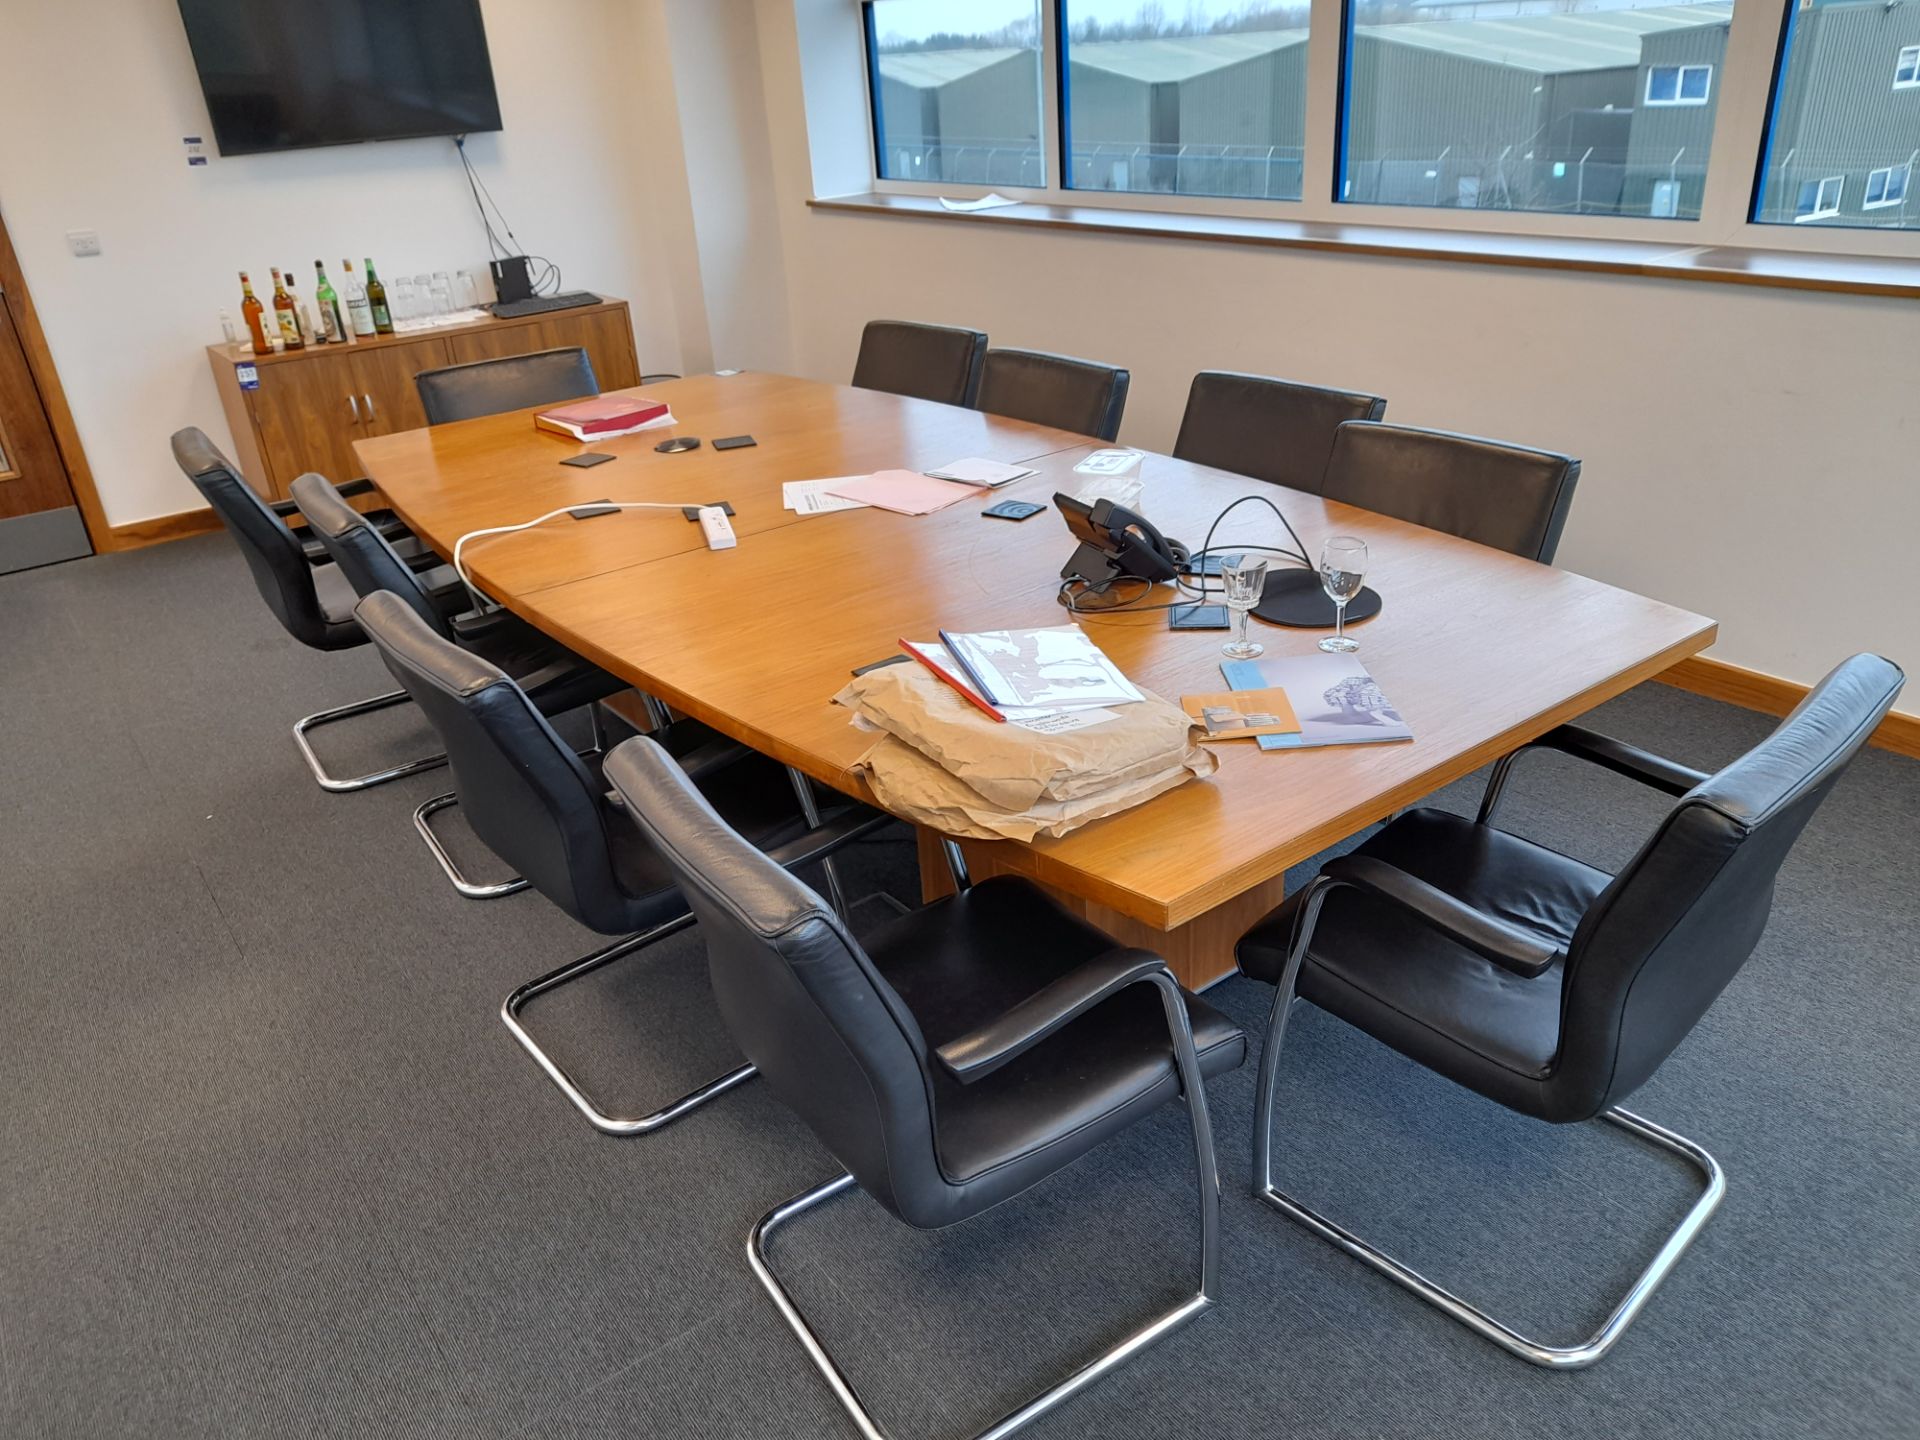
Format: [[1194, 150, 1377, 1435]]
[[940, 625, 1144, 711], [1007, 706, 1119, 734], [938, 193, 1020, 212], [1219, 655, 1413, 750], [1180, 688, 1300, 740], [782, 478, 869, 515], [827, 470, 983, 516], [924, 457, 1035, 487]]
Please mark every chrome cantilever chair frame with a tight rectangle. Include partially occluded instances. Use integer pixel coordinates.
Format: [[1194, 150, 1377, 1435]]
[[1250, 869, 1727, 1370], [292, 690, 449, 793], [744, 864, 1223, 1440]]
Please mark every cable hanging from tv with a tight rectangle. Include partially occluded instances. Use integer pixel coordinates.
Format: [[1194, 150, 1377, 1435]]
[[454, 134, 562, 296]]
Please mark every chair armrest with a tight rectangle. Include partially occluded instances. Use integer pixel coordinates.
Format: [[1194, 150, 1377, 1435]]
[[1320, 855, 1562, 979], [270, 496, 303, 519], [1479, 723, 1708, 826], [671, 736, 753, 783], [935, 947, 1171, 1084], [762, 807, 892, 873], [450, 608, 513, 641], [334, 476, 378, 499]]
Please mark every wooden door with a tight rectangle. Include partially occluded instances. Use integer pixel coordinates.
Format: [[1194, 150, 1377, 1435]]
[[0, 284, 90, 571], [251, 348, 364, 496], [351, 337, 449, 437]]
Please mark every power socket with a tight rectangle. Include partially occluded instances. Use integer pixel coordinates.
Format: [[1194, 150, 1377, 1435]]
[[66, 230, 102, 258]]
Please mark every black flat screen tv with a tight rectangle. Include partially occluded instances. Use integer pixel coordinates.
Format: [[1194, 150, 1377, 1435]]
[[177, 0, 503, 156]]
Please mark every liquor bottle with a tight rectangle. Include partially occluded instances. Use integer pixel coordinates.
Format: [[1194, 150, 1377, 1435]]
[[270, 267, 304, 349], [237, 271, 270, 354], [342, 259, 375, 337], [313, 261, 347, 345], [285, 267, 320, 345], [364, 257, 393, 335]]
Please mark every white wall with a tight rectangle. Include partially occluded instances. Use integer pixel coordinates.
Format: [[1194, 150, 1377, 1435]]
[[0, 0, 685, 526], [751, 0, 1917, 713]]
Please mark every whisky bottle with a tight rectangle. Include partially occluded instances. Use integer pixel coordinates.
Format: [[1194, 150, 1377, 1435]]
[[285, 267, 320, 345], [238, 271, 270, 354], [270, 268, 304, 349]]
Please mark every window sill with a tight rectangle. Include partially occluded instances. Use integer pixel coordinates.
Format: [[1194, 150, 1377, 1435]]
[[807, 192, 1920, 301]]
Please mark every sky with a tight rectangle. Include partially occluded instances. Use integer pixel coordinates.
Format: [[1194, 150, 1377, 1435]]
[[872, 1, 1221, 44]]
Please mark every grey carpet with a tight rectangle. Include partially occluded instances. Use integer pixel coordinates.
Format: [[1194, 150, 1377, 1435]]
[[2, 533, 1915, 1439]]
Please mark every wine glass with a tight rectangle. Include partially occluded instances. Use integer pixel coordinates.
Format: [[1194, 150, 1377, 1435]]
[[1318, 536, 1368, 654], [1220, 558, 1270, 660]]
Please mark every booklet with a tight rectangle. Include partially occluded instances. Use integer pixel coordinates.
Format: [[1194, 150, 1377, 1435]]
[[1180, 687, 1301, 740], [924, 457, 1034, 487], [1219, 654, 1412, 750], [940, 624, 1144, 711]]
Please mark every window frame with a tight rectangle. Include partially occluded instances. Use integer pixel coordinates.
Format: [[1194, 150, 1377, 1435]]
[[1864, 164, 1910, 210], [851, 0, 1920, 261], [1792, 174, 1845, 223], [1895, 45, 1920, 89], [1646, 63, 1715, 108]]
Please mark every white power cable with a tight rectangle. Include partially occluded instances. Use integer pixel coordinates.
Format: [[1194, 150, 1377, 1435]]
[[452, 502, 710, 609]]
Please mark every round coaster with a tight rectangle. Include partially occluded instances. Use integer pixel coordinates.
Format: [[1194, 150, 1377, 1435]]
[[1252, 568, 1383, 628]]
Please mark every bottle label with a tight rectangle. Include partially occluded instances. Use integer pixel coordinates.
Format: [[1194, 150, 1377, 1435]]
[[347, 296, 375, 336], [277, 310, 301, 343], [371, 302, 392, 328], [320, 300, 345, 344]]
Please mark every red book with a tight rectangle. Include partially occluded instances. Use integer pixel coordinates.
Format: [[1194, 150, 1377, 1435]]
[[899, 639, 1005, 724], [534, 396, 670, 438]]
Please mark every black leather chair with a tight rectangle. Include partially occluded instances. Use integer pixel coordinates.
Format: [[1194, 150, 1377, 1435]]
[[975, 347, 1130, 442], [292, 473, 630, 894], [604, 735, 1245, 1440], [415, 346, 599, 425], [1321, 420, 1581, 563], [1237, 653, 1905, 1368], [169, 427, 454, 792], [1173, 372, 1386, 494], [355, 591, 887, 1134], [850, 320, 989, 407]]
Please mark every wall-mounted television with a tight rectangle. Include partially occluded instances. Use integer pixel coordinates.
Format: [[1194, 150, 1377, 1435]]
[[176, 0, 503, 156]]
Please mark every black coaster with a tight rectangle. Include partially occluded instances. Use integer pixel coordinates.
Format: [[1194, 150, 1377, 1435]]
[[1253, 568, 1383, 628]]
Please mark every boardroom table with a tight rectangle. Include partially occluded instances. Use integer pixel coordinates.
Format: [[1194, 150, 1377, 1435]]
[[355, 371, 1716, 988]]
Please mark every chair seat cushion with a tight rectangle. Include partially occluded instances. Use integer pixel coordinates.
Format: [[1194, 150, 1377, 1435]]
[[1237, 809, 1610, 1095], [867, 876, 1244, 1220]]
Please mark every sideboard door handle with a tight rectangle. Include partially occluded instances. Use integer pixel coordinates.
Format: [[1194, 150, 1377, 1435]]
[[348, 394, 360, 422], [363, 393, 376, 421]]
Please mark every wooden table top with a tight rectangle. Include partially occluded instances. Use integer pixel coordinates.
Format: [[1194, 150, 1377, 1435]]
[[358, 373, 1716, 932]]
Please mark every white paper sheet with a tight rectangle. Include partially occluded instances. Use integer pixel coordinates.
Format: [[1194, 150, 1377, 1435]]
[[924, 457, 1035, 487], [1007, 706, 1120, 734], [782, 478, 869, 515], [938, 193, 1020, 212]]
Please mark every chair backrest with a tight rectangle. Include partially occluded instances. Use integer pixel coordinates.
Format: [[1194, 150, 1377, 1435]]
[[1321, 421, 1581, 563], [1173, 371, 1386, 494], [850, 320, 989, 407], [290, 472, 449, 636], [975, 347, 1130, 442], [415, 346, 598, 425], [604, 734, 950, 1225], [1550, 653, 1904, 1121], [169, 427, 336, 649], [354, 592, 635, 930]]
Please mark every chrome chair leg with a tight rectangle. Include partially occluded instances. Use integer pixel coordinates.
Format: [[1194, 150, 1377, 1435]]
[[501, 915, 758, 1136], [414, 792, 530, 900], [941, 838, 972, 893], [292, 689, 447, 793], [787, 766, 851, 920], [746, 971, 1219, 1440], [1251, 883, 1725, 1370]]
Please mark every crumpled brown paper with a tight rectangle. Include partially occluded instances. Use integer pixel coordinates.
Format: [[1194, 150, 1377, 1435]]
[[833, 662, 1216, 841]]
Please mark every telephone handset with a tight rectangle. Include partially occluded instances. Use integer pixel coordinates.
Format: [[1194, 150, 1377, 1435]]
[[1055, 492, 1191, 586]]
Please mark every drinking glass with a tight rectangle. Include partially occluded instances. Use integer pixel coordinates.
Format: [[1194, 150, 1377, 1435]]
[[1220, 558, 1269, 660], [391, 277, 415, 325], [1318, 536, 1368, 654], [431, 271, 453, 317]]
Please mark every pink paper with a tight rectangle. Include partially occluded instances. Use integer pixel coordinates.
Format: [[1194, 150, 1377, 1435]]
[[825, 469, 984, 516]]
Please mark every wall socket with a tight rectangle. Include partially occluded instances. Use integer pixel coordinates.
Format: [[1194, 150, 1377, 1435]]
[[66, 230, 101, 258]]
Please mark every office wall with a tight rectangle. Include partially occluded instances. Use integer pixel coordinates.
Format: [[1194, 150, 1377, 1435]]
[[0, 0, 684, 527], [750, 0, 1917, 712]]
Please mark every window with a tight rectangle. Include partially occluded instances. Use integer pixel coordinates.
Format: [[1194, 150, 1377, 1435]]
[[1793, 175, 1844, 222], [1058, 0, 1309, 202], [1645, 65, 1713, 107], [1865, 164, 1910, 209], [1756, 4, 1920, 230], [863, 0, 1045, 187], [1338, 0, 1737, 221]]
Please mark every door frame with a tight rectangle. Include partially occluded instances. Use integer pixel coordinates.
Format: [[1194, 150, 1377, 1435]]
[[0, 201, 112, 552]]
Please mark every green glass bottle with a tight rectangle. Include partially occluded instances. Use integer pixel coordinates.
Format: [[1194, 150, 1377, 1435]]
[[313, 261, 346, 344], [364, 257, 393, 335]]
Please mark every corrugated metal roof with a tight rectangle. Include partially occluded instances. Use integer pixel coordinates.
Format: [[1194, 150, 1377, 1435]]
[[1069, 30, 1308, 83], [1358, 4, 1733, 74], [876, 48, 1026, 88]]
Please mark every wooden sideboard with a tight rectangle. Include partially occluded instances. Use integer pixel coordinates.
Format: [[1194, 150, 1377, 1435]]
[[206, 297, 640, 501]]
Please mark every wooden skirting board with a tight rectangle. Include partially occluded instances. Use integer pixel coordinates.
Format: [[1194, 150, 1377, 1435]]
[[1659, 655, 1919, 760], [106, 506, 223, 550]]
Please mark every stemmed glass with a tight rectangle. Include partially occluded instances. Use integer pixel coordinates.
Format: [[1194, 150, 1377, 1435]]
[[1220, 558, 1270, 660], [1318, 536, 1367, 654]]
